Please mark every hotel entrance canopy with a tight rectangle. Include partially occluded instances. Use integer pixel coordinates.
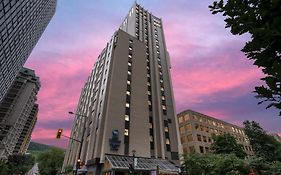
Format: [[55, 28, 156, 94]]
[[104, 154, 179, 174]]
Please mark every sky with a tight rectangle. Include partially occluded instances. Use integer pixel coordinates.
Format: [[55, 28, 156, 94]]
[[25, 0, 281, 148]]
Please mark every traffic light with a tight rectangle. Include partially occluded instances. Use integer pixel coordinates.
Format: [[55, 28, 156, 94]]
[[56, 128, 63, 139], [77, 159, 83, 169]]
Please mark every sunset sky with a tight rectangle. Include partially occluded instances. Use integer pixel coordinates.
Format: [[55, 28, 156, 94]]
[[25, 0, 281, 148]]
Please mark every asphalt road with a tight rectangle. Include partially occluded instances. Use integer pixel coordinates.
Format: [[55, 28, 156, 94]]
[[26, 163, 39, 175]]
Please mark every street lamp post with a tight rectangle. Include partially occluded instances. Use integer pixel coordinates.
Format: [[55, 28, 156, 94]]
[[69, 111, 87, 175]]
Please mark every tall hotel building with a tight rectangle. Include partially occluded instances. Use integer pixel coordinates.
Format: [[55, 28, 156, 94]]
[[0, 0, 57, 102], [0, 68, 40, 159], [63, 3, 180, 175], [177, 110, 254, 156]]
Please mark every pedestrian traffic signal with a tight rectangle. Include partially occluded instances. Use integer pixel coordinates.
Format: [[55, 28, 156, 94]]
[[56, 128, 63, 139]]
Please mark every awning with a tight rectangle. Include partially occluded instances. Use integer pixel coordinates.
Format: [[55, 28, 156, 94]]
[[105, 154, 179, 174]]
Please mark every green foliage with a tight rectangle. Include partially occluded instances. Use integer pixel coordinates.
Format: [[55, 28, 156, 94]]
[[0, 154, 35, 175], [211, 133, 246, 159], [0, 161, 9, 175], [248, 156, 281, 175], [37, 148, 65, 175], [183, 154, 249, 175], [64, 165, 74, 174], [209, 0, 281, 115], [243, 120, 281, 162], [266, 161, 281, 175]]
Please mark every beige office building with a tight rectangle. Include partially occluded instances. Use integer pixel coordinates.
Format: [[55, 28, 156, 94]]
[[177, 110, 254, 156], [63, 3, 180, 175]]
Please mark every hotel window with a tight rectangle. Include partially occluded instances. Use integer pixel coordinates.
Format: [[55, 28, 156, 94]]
[[149, 123, 153, 129], [148, 101, 152, 105], [179, 126, 185, 134], [195, 124, 199, 130], [197, 134, 202, 142], [180, 136, 185, 143], [162, 105, 166, 110], [189, 146, 195, 153], [178, 116, 183, 124], [203, 136, 207, 142], [185, 124, 192, 131], [164, 126, 169, 132], [125, 103, 130, 108], [126, 91, 130, 96], [125, 115, 129, 121], [199, 146, 204, 153], [124, 129, 129, 136], [166, 138, 170, 145], [127, 80, 131, 85], [208, 137, 212, 143], [128, 71, 131, 75], [187, 134, 193, 142], [184, 114, 190, 121], [193, 115, 198, 120], [150, 136, 154, 142]]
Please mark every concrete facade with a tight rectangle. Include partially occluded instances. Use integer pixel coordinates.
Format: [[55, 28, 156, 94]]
[[177, 110, 254, 156], [63, 3, 180, 174], [0, 0, 56, 102], [0, 68, 40, 159]]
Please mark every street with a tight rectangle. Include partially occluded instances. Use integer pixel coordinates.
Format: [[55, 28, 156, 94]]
[[26, 163, 39, 175]]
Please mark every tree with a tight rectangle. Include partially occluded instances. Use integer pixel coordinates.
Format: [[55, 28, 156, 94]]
[[248, 156, 281, 175], [211, 133, 246, 159], [243, 120, 281, 162], [209, 0, 281, 115], [37, 148, 65, 175], [183, 154, 249, 175], [0, 154, 35, 175]]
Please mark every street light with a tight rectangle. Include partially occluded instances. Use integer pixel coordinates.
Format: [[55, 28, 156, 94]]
[[69, 111, 87, 118], [69, 111, 88, 175]]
